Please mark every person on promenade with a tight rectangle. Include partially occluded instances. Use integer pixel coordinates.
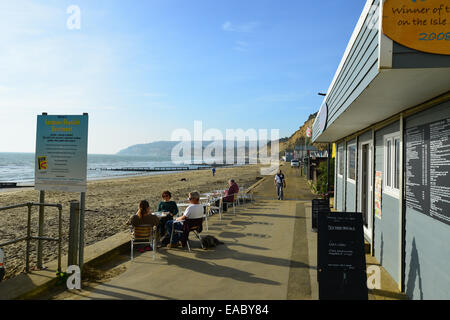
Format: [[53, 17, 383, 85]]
[[0, 247, 4, 282], [274, 170, 286, 200], [221, 179, 239, 212], [157, 190, 178, 239], [126, 200, 160, 253], [165, 191, 204, 248]]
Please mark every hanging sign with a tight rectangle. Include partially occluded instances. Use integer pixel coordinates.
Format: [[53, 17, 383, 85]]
[[35, 114, 89, 193], [382, 0, 450, 55]]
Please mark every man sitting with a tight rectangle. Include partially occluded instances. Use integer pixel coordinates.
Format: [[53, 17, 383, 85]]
[[222, 179, 239, 212], [165, 191, 204, 248]]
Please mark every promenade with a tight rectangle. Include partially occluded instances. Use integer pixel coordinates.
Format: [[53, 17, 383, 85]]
[[49, 164, 318, 300]]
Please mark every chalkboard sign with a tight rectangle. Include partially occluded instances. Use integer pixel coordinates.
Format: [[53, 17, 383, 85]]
[[317, 212, 368, 300], [311, 199, 330, 232], [405, 118, 450, 226]]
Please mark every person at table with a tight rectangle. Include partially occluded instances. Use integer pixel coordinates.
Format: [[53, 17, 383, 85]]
[[157, 190, 179, 238], [222, 179, 239, 212], [165, 191, 204, 248], [126, 200, 160, 252]]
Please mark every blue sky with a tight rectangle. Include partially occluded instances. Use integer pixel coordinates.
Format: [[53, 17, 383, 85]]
[[0, 0, 366, 154]]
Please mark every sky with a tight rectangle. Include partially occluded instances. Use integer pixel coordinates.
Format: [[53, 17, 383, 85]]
[[0, 0, 366, 154]]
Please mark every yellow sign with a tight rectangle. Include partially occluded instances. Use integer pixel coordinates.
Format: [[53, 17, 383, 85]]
[[383, 0, 450, 55]]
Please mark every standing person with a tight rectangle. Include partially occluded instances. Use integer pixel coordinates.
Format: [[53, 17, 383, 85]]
[[274, 170, 286, 200], [0, 247, 4, 282], [212, 167, 216, 176], [157, 191, 179, 241], [126, 200, 160, 253]]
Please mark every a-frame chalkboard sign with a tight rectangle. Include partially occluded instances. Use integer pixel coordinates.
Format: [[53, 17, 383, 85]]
[[317, 211, 368, 300]]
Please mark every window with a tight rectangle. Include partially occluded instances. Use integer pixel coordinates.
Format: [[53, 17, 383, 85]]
[[384, 134, 401, 196], [386, 139, 392, 187], [394, 138, 401, 189], [347, 143, 356, 182], [338, 145, 344, 176]]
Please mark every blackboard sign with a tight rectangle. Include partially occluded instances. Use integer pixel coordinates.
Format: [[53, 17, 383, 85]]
[[405, 118, 450, 226], [317, 212, 368, 300], [312, 199, 330, 232]]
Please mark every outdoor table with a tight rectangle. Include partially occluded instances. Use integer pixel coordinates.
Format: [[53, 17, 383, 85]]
[[152, 211, 168, 218]]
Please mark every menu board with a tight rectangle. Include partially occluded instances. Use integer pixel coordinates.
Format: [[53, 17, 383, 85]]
[[405, 118, 450, 226], [317, 212, 368, 300], [312, 199, 330, 231]]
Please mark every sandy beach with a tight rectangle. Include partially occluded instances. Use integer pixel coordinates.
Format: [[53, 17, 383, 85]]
[[0, 164, 264, 281]]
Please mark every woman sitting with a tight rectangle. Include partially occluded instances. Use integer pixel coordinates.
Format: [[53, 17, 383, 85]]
[[126, 200, 160, 253], [157, 190, 179, 239]]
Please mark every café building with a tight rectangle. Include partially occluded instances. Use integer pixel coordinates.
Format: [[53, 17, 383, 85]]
[[312, 0, 450, 299]]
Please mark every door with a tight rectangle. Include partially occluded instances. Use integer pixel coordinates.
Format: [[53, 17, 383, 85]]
[[359, 141, 373, 241]]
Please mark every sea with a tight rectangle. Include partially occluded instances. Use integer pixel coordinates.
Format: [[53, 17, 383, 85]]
[[0, 152, 204, 185]]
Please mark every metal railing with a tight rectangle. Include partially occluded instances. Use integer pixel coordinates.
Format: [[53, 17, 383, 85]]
[[0, 202, 63, 274]]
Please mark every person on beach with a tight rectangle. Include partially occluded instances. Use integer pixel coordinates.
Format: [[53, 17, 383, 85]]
[[219, 179, 239, 212], [274, 170, 286, 200], [126, 200, 160, 253], [157, 191, 178, 240], [212, 167, 216, 176], [165, 191, 204, 248]]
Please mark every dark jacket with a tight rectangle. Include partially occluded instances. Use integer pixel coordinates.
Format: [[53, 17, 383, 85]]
[[223, 183, 239, 202]]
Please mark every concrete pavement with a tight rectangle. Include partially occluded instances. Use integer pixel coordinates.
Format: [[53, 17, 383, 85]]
[[50, 164, 319, 300]]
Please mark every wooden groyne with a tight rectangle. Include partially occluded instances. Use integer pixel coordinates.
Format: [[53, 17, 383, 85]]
[[90, 166, 214, 172]]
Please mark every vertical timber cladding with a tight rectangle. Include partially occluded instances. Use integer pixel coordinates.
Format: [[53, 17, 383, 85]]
[[374, 121, 401, 284], [404, 100, 450, 300]]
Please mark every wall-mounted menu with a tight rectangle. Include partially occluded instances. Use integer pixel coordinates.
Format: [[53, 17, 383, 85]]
[[405, 117, 450, 226]]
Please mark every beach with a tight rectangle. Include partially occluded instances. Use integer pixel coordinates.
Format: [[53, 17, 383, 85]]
[[0, 164, 264, 281]]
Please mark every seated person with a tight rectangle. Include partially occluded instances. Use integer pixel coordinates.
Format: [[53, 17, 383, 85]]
[[126, 200, 160, 253], [165, 191, 204, 248], [157, 190, 179, 238], [220, 179, 239, 212]]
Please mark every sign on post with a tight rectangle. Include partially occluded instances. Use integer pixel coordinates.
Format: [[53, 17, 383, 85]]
[[317, 212, 368, 300], [35, 114, 89, 193]]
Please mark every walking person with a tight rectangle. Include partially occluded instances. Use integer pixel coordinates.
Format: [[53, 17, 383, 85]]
[[274, 170, 286, 200], [212, 167, 216, 176], [0, 247, 4, 282]]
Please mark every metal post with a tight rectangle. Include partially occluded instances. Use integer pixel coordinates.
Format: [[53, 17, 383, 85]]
[[58, 205, 62, 274], [37, 190, 45, 269], [25, 204, 32, 273], [79, 192, 86, 271], [68, 201, 80, 267]]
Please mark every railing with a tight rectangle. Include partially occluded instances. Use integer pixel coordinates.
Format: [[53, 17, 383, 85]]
[[0, 202, 63, 274]]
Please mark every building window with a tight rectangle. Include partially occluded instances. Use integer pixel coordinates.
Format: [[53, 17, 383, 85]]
[[384, 134, 401, 197], [347, 143, 356, 182], [394, 138, 401, 189], [338, 145, 344, 177]]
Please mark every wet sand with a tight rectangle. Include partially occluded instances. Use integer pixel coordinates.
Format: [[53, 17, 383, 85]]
[[0, 164, 264, 280]]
